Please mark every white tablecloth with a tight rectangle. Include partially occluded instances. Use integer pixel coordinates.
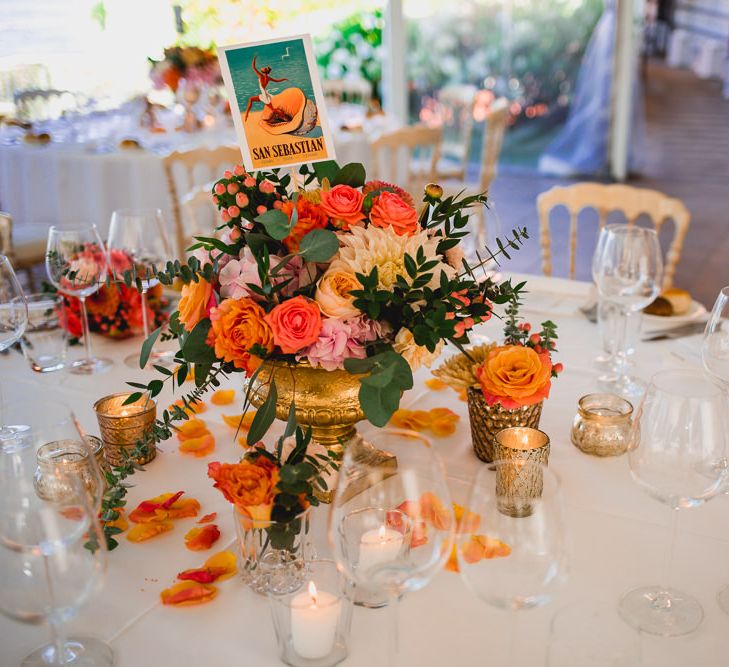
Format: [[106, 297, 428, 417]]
[[1, 274, 727, 666], [0, 105, 388, 236]]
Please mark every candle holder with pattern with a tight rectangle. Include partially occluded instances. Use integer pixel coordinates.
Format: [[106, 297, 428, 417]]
[[93, 393, 157, 466], [268, 559, 354, 667], [34, 439, 104, 506], [571, 393, 633, 457], [494, 427, 550, 518]]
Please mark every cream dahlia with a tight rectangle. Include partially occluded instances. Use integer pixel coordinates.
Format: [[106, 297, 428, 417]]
[[393, 328, 444, 371]]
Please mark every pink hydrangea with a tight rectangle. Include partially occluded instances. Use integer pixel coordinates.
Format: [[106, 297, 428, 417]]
[[301, 317, 386, 371], [274, 255, 317, 297], [218, 248, 261, 299]]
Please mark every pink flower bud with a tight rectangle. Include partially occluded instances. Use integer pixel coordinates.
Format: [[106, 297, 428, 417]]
[[230, 227, 241, 240], [227, 205, 240, 218], [214, 183, 225, 195], [235, 192, 249, 207], [224, 170, 233, 179], [529, 333, 541, 345], [227, 182, 239, 195], [234, 164, 245, 176], [244, 177, 256, 188], [221, 210, 231, 223], [256, 205, 267, 215], [273, 200, 283, 210], [454, 321, 466, 337], [463, 317, 475, 330], [212, 195, 219, 205], [259, 179, 275, 194], [553, 362, 564, 374], [523, 323, 531, 332]]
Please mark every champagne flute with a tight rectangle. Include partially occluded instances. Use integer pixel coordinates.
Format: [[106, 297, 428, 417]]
[[0, 417, 111, 666], [593, 225, 662, 397], [329, 430, 454, 665], [458, 461, 567, 664], [45, 226, 112, 375], [0, 254, 28, 436], [107, 208, 172, 369], [619, 369, 729, 636]]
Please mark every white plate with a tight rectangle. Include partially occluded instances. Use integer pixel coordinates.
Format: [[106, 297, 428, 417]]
[[643, 299, 707, 330]]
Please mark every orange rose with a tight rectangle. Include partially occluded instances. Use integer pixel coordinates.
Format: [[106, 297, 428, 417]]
[[369, 191, 419, 236], [208, 459, 279, 523], [265, 295, 322, 354], [475, 345, 552, 409], [209, 298, 273, 374], [281, 198, 329, 252], [319, 184, 365, 229], [178, 279, 214, 332]]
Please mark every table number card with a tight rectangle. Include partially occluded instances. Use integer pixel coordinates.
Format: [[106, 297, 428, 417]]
[[218, 34, 336, 172]]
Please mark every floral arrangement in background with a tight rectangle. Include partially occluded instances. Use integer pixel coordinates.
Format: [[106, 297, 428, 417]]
[[149, 46, 222, 93], [50, 248, 168, 341], [125, 158, 530, 445]]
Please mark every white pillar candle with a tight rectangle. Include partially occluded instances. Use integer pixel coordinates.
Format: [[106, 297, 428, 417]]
[[290, 581, 341, 660], [358, 525, 404, 573]]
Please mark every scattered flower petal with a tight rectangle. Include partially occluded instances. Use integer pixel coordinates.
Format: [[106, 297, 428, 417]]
[[160, 581, 218, 606], [425, 378, 449, 391], [179, 433, 216, 457], [185, 524, 221, 551], [127, 521, 173, 542], [176, 419, 208, 440], [198, 512, 217, 524], [222, 411, 256, 430], [389, 408, 459, 437], [177, 550, 237, 583], [104, 508, 129, 533], [130, 493, 200, 523], [210, 389, 235, 405], [453, 503, 481, 534]]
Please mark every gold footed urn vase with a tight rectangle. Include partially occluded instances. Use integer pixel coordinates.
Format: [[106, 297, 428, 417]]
[[249, 361, 396, 500]]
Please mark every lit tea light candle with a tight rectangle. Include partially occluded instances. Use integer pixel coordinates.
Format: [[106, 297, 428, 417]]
[[290, 581, 341, 659], [358, 525, 404, 573]]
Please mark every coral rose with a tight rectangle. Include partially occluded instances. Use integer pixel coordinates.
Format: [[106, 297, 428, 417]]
[[209, 298, 274, 374], [178, 279, 215, 332], [265, 296, 322, 354], [475, 345, 552, 410], [280, 198, 329, 252], [319, 184, 365, 229], [207, 459, 279, 524], [315, 269, 361, 319], [369, 191, 419, 236]]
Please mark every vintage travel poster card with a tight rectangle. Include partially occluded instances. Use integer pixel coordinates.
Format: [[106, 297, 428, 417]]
[[218, 34, 336, 172]]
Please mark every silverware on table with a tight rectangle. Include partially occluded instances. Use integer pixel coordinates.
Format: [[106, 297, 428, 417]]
[[641, 321, 707, 342]]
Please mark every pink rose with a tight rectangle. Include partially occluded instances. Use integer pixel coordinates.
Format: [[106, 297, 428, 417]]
[[265, 296, 322, 354], [319, 185, 365, 229], [369, 191, 419, 236]]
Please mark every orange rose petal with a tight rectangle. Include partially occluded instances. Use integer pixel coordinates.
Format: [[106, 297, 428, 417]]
[[453, 503, 481, 534], [461, 535, 486, 564], [169, 398, 207, 415], [457, 388, 468, 402], [426, 378, 449, 391], [222, 411, 256, 430], [105, 508, 129, 533], [198, 512, 217, 524], [478, 535, 512, 559], [430, 418, 458, 437], [420, 492, 452, 530], [210, 389, 235, 405], [127, 520, 173, 542], [160, 581, 218, 606], [176, 419, 208, 439], [184, 524, 221, 551], [177, 550, 236, 584], [179, 433, 216, 457], [165, 498, 201, 520], [429, 407, 459, 421], [444, 543, 460, 573]]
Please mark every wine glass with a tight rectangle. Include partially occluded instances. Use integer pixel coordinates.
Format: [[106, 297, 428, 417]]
[[0, 417, 111, 666], [329, 430, 454, 665], [458, 461, 567, 663], [0, 254, 28, 435], [619, 369, 729, 636], [593, 225, 663, 397], [45, 226, 112, 375], [16, 293, 67, 375], [107, 208, 172, 368]]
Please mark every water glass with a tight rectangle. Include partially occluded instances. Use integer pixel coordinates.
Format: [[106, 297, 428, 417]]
[[16, 293, 67, 373]]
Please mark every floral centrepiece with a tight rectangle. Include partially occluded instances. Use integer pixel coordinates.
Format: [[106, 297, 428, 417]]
[[149, 46, 222, 93]]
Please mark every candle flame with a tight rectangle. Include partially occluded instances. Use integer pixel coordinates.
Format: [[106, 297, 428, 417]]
[[308, 580, 318, 605], [378, 525, 386, 540]]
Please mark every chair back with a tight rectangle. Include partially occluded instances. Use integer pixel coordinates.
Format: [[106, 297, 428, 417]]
[[13, 89, 77, 121], [322, 78, 372, 106], [162, 146, 241, 259], [180, 182, 218, 243], [478, 97, 509, 194], [0, 64, 51, 108], [370, 125, 442, 199], [538, 182, 691, 289], [0, 211, 13, 259], [435, 84, 477, 181]]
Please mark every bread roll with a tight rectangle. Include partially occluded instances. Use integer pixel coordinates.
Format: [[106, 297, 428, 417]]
[[644, 288, 692, 317]]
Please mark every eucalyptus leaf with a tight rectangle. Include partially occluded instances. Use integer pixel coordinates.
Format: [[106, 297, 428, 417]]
[[255, 208, 290, 240], [299, 229, 339, 262], [332, 162, 366, 188], [139, 327, 161, 369], [359, 382, 401, 427], [180, 319, 217, 364], [313, 160, 340, 183], [247, 381, 277, 445]]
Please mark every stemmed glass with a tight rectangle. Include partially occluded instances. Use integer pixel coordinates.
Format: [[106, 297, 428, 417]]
[[0, 254, 28, 435], [45, 226, 112, 375], [107, 208, 172, 368], [458, 461, 567, 664], [700, 286, 729, 613], [619, 369, 729, 636], [593, 225, 663, 397], [0, 408, 111, 666], [329, 429, 454, 665]]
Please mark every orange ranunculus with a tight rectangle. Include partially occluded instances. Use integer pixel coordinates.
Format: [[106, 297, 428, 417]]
[[474, 345, 552, 409], [210, 389, 235, 405], [264, 295, 322, 354], [178, 278, 214, 332], [281, 198, 329, 252], [184, 524, 221, 551], [209, 298, 273, 374], [208, 458, 279, 522], [160, 581, 217, 606], [369, 191, 419, 236], [318, 184, 365, 229]]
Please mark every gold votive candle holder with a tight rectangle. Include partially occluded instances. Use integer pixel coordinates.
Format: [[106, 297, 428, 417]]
[[34, 439, 103, 503], [93, 393, 157, 467], [571, 393, 633, 457], [494, 427, 550, 518]]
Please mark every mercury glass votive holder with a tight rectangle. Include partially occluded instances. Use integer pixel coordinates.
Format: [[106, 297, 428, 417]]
[[268, 560, 354, 667], [93, 393, 156, 466], [494, 427, 550, 518], [571, 393, 633, 457], [34, 439, 103, 505]]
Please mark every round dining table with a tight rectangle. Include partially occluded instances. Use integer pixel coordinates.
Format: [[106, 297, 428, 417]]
[[0, 273, 726, 666]]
